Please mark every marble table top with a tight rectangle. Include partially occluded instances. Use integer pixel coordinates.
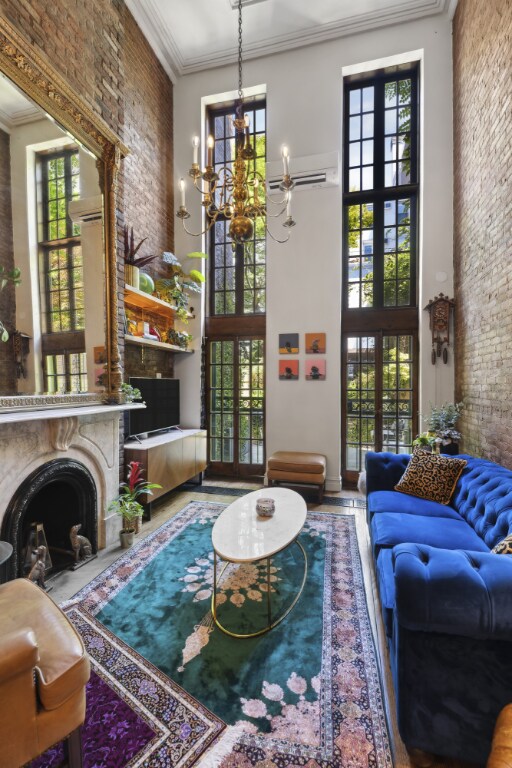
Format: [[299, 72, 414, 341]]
[[212, 487, 307, 563]]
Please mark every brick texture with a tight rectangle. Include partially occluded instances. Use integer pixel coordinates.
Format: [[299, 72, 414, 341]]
[[0, 128, 16, 391], [453, 0, 512, 466], [0, 0, 175, 372], [0, 0, 176, 465]]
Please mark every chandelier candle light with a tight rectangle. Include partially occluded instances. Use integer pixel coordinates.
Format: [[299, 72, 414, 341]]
[[176, 0, 296, 245]]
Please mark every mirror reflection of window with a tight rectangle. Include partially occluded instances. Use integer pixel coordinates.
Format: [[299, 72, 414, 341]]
[[0, 70, 105, 398], [36, 147, 87, 393]]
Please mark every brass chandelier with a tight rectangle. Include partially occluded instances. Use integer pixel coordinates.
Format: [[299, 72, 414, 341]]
[[176, 0, 296, 245]]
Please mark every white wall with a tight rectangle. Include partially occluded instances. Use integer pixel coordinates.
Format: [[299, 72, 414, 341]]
[[174, 13, 454, 489]]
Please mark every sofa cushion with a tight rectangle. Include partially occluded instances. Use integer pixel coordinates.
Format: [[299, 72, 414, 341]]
[[375, 548, 396, 638], [370, 512, 490, 557], [368, 490, 463, 521], [395, 450, 467, 505]]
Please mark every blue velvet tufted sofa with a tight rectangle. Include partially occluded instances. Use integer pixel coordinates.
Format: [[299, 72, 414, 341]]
[[365, 451, 512, 765]]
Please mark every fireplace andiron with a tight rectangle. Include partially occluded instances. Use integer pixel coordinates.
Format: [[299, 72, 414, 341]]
[[69, 524, 92, 562]]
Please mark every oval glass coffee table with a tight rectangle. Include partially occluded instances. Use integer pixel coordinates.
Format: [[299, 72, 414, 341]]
[[211, 487, 308, 638]]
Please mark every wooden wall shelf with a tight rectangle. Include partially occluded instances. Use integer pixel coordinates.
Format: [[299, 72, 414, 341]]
[[125, 334, 193, 353]]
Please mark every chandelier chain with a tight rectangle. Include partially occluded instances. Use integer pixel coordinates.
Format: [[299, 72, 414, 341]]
[[237, 0, 243, 109]]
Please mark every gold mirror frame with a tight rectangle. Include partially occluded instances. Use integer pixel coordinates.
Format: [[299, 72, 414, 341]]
[[0, 17, 129, 409]]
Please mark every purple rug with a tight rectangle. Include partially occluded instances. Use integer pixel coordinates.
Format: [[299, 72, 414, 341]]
[[30, 671, 155, 768], [28, 605, 224, 768]]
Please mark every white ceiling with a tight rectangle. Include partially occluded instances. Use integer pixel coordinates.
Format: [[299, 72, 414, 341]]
[[0, 75, 41, 131], [125, 0, 457, 82]]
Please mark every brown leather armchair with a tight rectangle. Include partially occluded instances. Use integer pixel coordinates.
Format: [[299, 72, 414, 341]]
[[0, 578, 90, 767], [488, 704, 512, 768]]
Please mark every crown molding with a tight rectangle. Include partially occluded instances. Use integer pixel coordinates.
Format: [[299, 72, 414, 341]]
[[128, 0, 449, 80], [125, 0, 181, 83], [0, 104, 42, 129]]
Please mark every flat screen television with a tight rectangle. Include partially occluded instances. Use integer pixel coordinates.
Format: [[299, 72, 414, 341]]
[[128, 377, 180, 437]]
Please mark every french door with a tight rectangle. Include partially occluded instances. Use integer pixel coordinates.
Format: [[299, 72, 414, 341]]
[[342, 332, 417, 483], [206, 336, 265, 478]]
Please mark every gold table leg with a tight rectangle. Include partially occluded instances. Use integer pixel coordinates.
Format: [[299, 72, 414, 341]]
[[211, 539, 308, 639]]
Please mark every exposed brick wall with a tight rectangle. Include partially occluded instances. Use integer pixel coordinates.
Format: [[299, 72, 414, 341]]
[[0, 0, 175, 467], [0, 128, 16, 391], [453, 0, 512, 466], [0, 0, 174, 351]]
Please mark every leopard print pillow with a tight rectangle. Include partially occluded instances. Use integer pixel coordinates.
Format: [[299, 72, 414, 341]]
[[394, 449, 467, 505], [492, 535, 512, 554]]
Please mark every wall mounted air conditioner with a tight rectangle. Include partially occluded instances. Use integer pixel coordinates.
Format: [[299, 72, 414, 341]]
[[266, 151, 339, 192], [68, 195, 103, 224]]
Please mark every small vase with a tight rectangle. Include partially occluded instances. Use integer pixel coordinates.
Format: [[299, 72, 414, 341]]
[[125, 264, 140, 290], [120, 530, 134, 548]]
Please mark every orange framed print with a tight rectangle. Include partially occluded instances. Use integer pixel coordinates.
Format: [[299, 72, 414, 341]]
[[305, 359, 326, 380], [279, 360, 299, 380], [279, 333, 299, 354], [305, 333, 326, 354]]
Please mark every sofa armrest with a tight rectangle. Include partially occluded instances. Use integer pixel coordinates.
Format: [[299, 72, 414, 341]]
[[365, 451, 410, 495], [393, 544, 512, 640], [0, 629, 38, 683]]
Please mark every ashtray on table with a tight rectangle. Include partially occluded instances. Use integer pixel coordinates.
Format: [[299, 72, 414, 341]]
[[256, 498, 275, 517]]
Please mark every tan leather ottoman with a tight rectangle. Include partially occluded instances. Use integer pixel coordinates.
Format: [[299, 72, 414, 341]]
[[267, 450, 327, 503]]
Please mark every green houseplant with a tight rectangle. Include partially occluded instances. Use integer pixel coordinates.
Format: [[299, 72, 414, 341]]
[[415, 402, 464, 454], [108, 461, 161, 547], [155, 251, 207, 322]]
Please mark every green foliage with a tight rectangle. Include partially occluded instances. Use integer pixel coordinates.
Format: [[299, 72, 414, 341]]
[[156, 251, 207, 321], [425, 402, 463, 441], [108, 461, 161, 532], [121, 382, 142, 403]]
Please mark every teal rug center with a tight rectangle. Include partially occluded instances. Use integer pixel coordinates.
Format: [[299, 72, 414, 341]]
[[97, 506, 327, 730]]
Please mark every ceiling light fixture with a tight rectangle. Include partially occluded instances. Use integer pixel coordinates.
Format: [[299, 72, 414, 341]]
[[176, 0, 295, 245]]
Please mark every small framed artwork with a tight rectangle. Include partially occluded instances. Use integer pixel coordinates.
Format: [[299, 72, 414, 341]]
[[305, 333, 326, 354], [93, 345, 107, 364], [279, 333, 299, 354], [279, 360, 299, 380], [305, 359, 326, 381]]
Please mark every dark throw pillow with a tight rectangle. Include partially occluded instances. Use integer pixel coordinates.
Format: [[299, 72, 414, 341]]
[[394, 449, 467, 505], [492, 534, 512, 554]]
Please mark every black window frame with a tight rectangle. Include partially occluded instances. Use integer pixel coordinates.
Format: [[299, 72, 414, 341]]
[[342, 65, 420, 320], [207, 98, 267, 318]]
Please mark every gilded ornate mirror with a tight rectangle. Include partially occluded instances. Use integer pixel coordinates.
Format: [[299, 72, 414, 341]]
[[0, 17, 128, 409]]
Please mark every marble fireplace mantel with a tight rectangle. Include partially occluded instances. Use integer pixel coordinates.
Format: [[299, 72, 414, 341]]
[[0, 404, 144, 550]]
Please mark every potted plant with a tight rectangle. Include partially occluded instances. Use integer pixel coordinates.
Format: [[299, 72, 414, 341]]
[[124, 226, 160, 290], [121, 381, 142, 403], [425, 402, 463, 454], [412, 432, 436, 452], [155, 251, 207, 321], [108, 461, 161, 548]]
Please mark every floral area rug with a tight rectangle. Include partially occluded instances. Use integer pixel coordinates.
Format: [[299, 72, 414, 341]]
[[30, 605, 224, 768], [69, 501, 392, 767]]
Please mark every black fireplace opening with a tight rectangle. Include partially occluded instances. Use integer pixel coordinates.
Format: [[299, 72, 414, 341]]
[[1, 459, 98, 583]]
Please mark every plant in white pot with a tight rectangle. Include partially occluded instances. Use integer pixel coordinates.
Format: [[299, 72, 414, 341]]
[[109, 461, 161, 548]]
